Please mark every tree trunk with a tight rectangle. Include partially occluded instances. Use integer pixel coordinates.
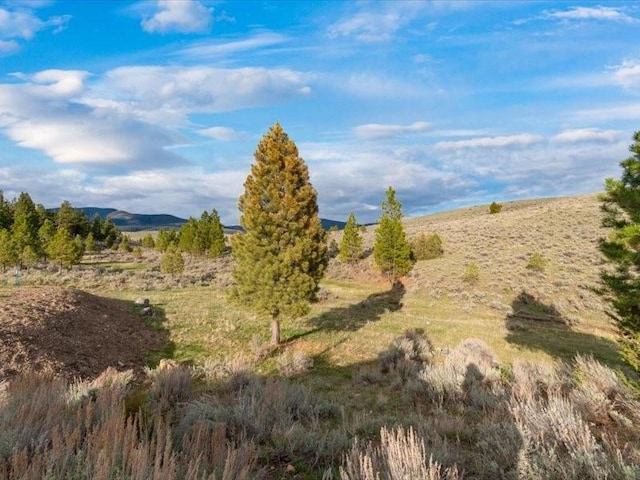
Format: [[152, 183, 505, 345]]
[[271, 317, 281, 345]]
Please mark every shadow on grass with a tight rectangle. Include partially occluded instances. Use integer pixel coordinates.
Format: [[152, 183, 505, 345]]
[[130, 300, 176, 368], [505, 290, 620, 366], [304, 281, 406, 335]]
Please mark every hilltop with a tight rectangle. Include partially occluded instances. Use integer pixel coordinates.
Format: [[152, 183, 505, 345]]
[[73, 207, 346, 232]]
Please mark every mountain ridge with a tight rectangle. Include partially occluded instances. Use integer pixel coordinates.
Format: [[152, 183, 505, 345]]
[[75, 207, 346, 232]]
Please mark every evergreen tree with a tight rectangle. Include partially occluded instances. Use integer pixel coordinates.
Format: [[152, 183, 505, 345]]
[[0, 190, 12, 231], [91, 214, 104, 240], [231, 123, 328, 345], [206, 209, 226, 258], [160, 243, 184, 276], [599, 131, 640, 374], [141, 233, 155, 249], [47, 227, 81, 270], [55, 200, 90, 238], [178, 218, 199, 254], [85, 232, 97, 253], [101, 218, 119, 248], [0, 229, 18, 271], [339, 211, 363, 263], [156, 229, 177, 252], [38, 219, 56, 256], [373, 187, 414, 285], [12, 193, 42, 266]]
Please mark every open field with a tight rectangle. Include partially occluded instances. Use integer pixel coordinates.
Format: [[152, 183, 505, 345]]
[[1, 194, 638, 478]]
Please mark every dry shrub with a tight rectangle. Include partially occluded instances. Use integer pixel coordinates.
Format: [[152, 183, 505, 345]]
[[462, 263, 480, 283], [570, 355, 640, 448], [417, 339, 502, 410], [0, 370, 256, 480], [377, 329, 433, 386], [177, 377, 344, 467], [277, 349, 314, 377], [412, 233, 444, 261], [510, 392, 634, 479], [339, 426, 460, 480], [146, 362, 193, 416]]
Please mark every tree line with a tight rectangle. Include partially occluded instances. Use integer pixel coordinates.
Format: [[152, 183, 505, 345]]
[[0, 193, 121, 270]]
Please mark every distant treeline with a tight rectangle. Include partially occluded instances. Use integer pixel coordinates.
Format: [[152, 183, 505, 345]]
[[0, 191, 122, 270]]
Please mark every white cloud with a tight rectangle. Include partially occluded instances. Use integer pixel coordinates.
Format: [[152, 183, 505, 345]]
[[0, 5, 69, 54], [570, 103, 640, 122], [198, 126, 245, 141], [611, 60, 640, 89], [544, 6, 636, 23], [353, 121, 431, 140], [141, 0, 212, 34], [100, 66, 313, 122], [0, 39, 18, 54], [177, 32, 287, 58], [328, 10, 402, 42], [435, 134, 544, 150], [552, 128, 620, 144], [0, 70, 184, 167]]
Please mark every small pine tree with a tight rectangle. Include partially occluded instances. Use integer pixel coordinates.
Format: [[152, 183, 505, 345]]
[[206, 209, 226, 258], [161, 243, 185, 276], [339, 212, 363, 263], [85, 232, 97, 253], [231, 123, 328, 345], [411, 233, 444, 260], [489, 201, 503, 214], [141, 233, 156, 249], [373, 187, 414, 284], [47, 227, 80, 270]]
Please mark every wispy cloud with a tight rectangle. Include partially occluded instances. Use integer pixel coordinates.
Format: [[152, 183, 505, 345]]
[[435, 134, 544, 150], [327, 1, 427, 43], [544, 6, 637, 23], [141, 0, 212, 34], [353, 121, 431, 140], [100, 66, 313, 123], [610, 59, 640, 89], [197, 126, 246, 141], [177, 32, 287, 58], [552, 128, 620, 144], [0, 4, 70, 54]]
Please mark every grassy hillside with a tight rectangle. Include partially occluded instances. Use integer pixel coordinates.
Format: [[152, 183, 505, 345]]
[[1, 194, 638, 479]]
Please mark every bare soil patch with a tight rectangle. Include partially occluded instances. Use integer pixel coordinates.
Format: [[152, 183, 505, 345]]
[[0, 286, 168, 380]]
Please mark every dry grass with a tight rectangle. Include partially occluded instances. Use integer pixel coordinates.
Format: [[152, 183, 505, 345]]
[[0, 194, 638, 477]]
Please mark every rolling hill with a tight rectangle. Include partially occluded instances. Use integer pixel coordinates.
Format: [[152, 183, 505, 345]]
[[76, 207, 346, 232]]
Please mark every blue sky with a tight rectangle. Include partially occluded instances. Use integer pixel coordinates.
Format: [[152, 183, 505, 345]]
[[0, 0, 639, 224]]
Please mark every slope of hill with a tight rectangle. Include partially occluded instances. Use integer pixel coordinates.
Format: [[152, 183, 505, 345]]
[[78, 207, 188, 231]]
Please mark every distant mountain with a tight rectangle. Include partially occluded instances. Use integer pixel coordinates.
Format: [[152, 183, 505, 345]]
[[77, 208, 188, 232], [76, 207, 346, 232]]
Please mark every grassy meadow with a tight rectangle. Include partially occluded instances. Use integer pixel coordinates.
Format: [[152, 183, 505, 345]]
[[0, 194, 638, 479]]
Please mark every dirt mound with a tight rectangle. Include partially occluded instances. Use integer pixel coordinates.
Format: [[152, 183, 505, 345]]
[[0, 286, 169, 381]]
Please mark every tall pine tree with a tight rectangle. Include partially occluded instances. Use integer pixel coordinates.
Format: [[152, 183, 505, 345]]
[[231, 123, 327, 345], [339, 212, 363, 263], [373, 187, 414, 285], [600, 131, 640, 374]]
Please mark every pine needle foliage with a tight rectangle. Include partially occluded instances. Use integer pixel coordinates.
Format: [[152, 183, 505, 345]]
[[339, 212, 364, 263], [373, 187, 414, 285], [599, 131, 640, 375], [231, 123, 328, 345]]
